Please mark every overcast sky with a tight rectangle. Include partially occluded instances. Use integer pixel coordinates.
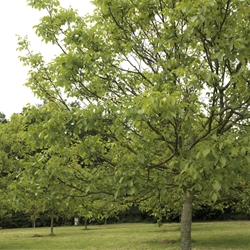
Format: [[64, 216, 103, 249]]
[[0, 0, 94, 118]]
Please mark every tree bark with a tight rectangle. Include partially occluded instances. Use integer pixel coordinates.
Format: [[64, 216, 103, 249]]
[[84, 218, 88, 230], [181, 191, 194, 250], [32, 219, 36, 229], [50, 209, 54, 235]]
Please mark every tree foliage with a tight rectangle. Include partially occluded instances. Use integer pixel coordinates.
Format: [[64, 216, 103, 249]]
[[17, 0, 250, 249], [0, 114, 28, 225], [0, 112, 8, 124]]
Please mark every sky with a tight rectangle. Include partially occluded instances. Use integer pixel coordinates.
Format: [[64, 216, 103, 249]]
[[0, 0, 94, 118]]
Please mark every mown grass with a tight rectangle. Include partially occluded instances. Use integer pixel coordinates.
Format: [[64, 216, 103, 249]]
[[1, 221, 250, 249]]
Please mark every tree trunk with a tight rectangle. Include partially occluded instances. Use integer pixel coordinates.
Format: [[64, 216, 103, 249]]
[[32, 219, 36, 229], [50, 209, 54, 236], [84, 218, 88, 230], [181, 191, 194, 250], [104, 217, 107, 225]]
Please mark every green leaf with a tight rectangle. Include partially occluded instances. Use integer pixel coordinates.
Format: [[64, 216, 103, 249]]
[[85, 186, 90, 193], [213, 180, 221, 191], [114, 190, 119, 199], [220, 156, 227, 167], [240, 147, 246, 156], [190, 16, 198, 23], [199, 15, 205, 22], [127, 187, 136, 195], [212, 192, 217, 202], [231, 147, 239, 156], [203, 148, 210, 157]]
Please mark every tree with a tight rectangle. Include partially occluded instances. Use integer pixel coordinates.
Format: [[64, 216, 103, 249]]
[[18, 0, 250, 249], [0, 112, 8, 124], [12, 134, 76, 235], [0, 114, 28, 227]]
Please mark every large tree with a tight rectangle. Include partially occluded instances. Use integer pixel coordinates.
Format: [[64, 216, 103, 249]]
[[19, 0, 250, 249]]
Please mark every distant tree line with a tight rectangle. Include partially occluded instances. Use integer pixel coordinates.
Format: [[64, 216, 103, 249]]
[[2, 205, 250, 229]]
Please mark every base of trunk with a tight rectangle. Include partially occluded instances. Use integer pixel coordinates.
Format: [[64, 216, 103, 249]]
[[181, 191, 193, 250]]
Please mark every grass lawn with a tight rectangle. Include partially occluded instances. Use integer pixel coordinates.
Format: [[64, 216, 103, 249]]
[[1, 221, 250, 249]]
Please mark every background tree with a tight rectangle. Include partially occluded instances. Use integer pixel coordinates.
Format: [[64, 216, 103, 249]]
[[17, 102, 121, 233], [18, 0, 250, 249], [0, 114, 28, 227], [0, 115, 10, 227], [0, 112, 7, 124]]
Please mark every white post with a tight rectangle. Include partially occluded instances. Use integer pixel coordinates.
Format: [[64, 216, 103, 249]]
[[74, 218, 79, 226]]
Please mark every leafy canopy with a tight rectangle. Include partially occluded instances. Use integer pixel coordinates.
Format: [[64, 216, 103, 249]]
[[17, 0, 250, 248]]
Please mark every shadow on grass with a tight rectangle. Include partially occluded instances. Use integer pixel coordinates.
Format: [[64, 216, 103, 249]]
[[145, 238, 179, 247], [154, 239, 178, 244], [156, 228, 180, 232], [32, 234, 43, 237]]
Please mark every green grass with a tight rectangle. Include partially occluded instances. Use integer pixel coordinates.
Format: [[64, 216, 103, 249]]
[[1, 221, 250, 249]]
